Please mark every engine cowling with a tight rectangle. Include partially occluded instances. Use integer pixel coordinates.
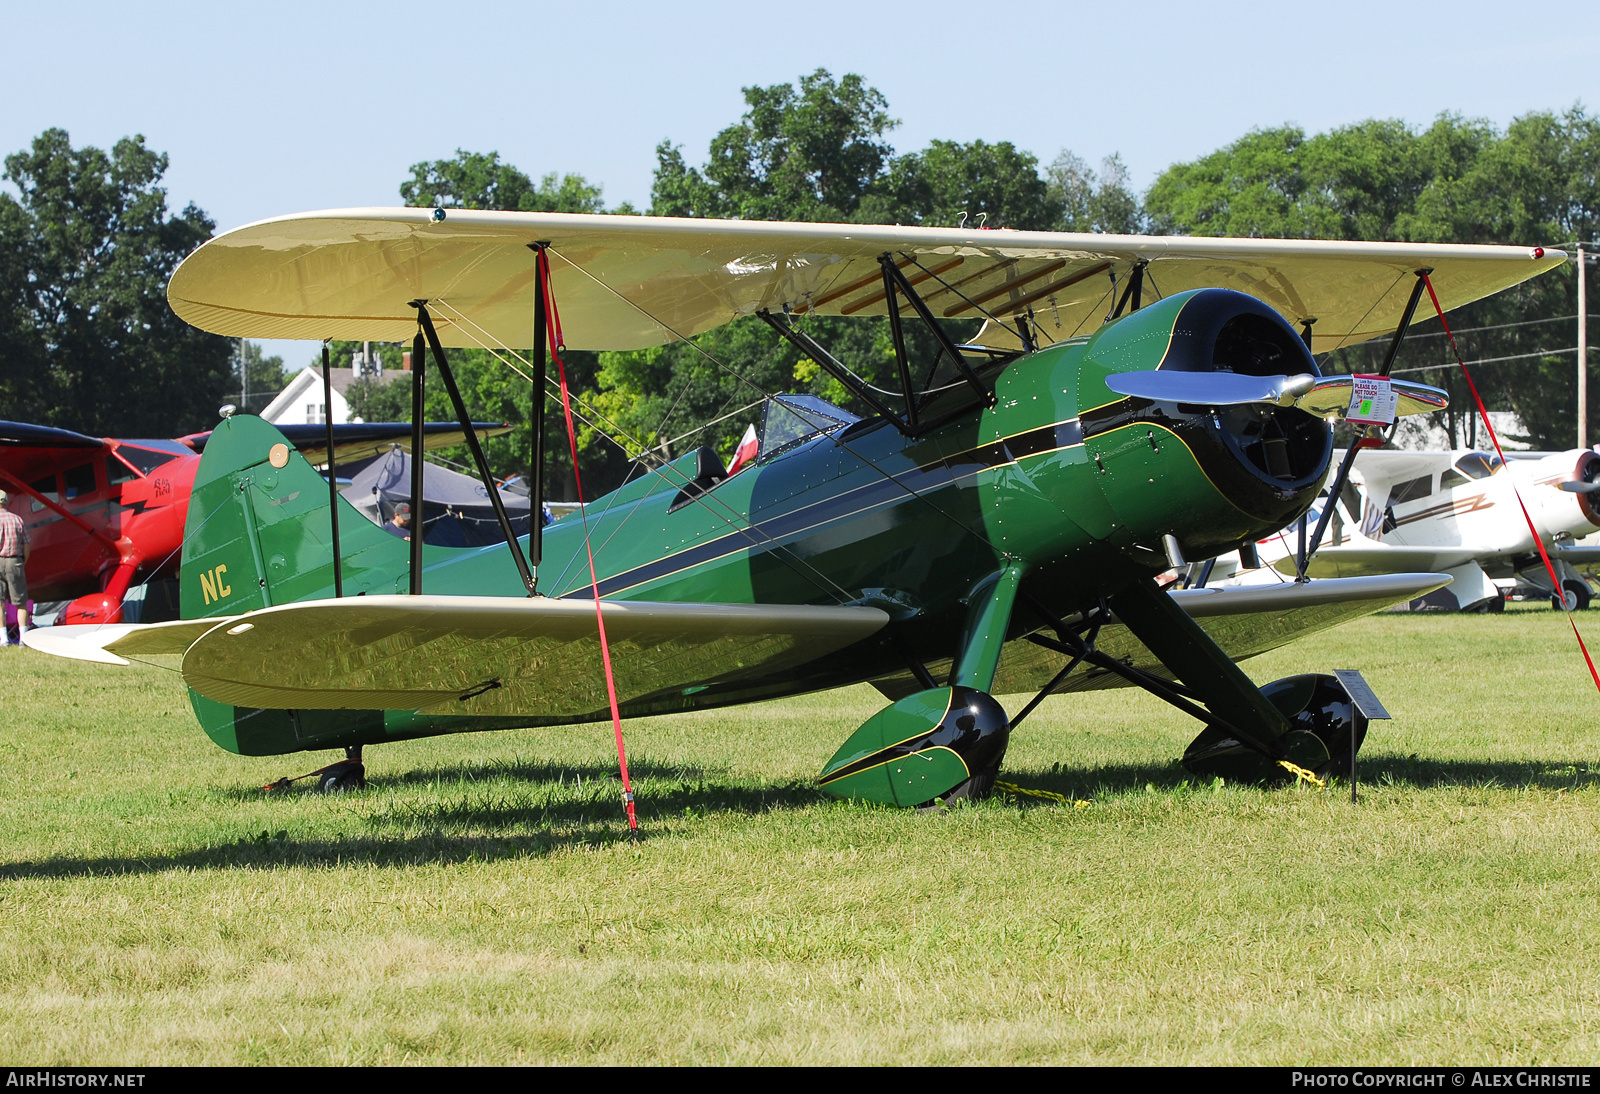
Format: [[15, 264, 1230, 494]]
[[1078, 289, 1333, 559]]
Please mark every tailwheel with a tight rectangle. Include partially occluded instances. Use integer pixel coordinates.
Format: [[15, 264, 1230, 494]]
[[261, 745, 367, 794], [318, 744, 366, 793], [317, 759, 367, 794]]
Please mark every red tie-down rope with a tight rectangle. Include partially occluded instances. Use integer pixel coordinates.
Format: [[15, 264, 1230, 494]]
[[1422, 273, 1600, 696], [537, 247, 640, 832]]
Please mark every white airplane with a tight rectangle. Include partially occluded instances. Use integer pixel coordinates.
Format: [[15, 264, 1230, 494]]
[[1203, 447, 1600, 611]]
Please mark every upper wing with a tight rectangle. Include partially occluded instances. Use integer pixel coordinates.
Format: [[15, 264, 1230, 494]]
[[167, 595, 887, 717], [184, 421, 513, 467], [868, 573, 1448, 701], [167, 209, 1566, 355], [0, 421, 110, 485]]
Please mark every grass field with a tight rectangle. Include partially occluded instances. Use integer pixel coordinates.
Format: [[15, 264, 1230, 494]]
[[2, 604, 1599, 1065]]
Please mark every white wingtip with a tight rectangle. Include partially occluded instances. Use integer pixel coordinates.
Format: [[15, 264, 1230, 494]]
[[21, 625, 134, 666]]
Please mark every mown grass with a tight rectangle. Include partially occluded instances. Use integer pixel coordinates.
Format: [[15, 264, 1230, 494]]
[[2, 604, 1599, 1064]]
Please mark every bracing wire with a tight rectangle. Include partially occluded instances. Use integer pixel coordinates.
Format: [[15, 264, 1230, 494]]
[[546, 245, 1010, 562], [430, 297, 858, 604]]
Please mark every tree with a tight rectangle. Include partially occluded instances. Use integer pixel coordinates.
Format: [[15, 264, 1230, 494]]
[[639, 75, 1125, 463], [652, 70, 896, 222], [224, 341, 286, 415], [1145, 109, 1600, 448], [401, 150, 611, 213], [865, 139, 1055, 230], [1046, 151, 1144, 234], [387, 150, 636, 496], [0, 129, 235, 436]]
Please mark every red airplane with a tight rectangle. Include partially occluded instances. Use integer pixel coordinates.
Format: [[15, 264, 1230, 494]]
[[0, 419, 509, 626]]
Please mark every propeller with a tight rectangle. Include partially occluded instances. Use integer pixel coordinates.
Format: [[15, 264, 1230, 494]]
[[1102, 370, 1448, 420], [1560, 480, 1600, 494]]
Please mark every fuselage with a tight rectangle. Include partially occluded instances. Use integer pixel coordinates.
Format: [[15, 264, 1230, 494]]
[[5, 436, 194, 609], [1374, 449, 1600, 558], [1253, 448, 1600, 567], [181, 289, 1334, 751]]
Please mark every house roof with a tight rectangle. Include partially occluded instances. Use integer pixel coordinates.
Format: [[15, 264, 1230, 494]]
[[261, 365, 403, 424]]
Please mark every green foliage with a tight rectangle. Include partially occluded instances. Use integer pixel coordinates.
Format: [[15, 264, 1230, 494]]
[[401, 150, 607, 214], [865, 139, 1055, 230], [1148, 108, 1600, 448], [336, 339, 628, 501], [1045, 151, 1145, 234], [640, 74, 1120, 461], [0, 129, 235, 435], [388, 152, 633, 497], [653, 69, 896, 222], [226, 341, 286, 415]]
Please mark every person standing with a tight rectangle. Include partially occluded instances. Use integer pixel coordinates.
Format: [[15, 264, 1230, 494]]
[[383, 502, 412, 541], [0, 490, 31, 646]]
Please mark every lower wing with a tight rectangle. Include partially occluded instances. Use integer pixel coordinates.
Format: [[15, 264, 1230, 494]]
[[871, 572, 1447, 700], [34, 596, 889, 717], [1272, 544, 1483, 578]]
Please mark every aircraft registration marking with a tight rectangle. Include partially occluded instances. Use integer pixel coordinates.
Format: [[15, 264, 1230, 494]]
[[199, 564, 232, 605]]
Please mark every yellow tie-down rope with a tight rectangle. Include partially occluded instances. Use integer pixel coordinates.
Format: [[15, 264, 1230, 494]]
[[997, 760, 1323, 803], [1277, 760, 1326, 789], [994, 781, 1092, 808]]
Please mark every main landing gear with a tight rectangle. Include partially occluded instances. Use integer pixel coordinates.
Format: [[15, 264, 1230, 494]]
[[262, 745, 367, 794], [817, 570, 1381, 808]]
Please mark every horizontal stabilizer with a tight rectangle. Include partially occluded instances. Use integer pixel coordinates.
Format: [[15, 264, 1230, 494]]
[[23, 617, 241, 665], [178, 595, 889, 717]]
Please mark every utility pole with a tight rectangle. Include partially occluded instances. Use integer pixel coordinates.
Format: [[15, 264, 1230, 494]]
[[239, 337, 248, 414], [1582, 243, 1591, 450]]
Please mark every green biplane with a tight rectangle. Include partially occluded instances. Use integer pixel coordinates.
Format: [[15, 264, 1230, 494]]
[[28, 211, 1566, 804]]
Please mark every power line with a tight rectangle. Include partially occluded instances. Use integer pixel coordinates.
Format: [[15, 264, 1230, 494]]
[[1392, 313, 1577, 340], [1388, 346, 1585, 375]]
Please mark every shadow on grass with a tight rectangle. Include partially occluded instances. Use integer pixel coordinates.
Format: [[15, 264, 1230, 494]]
[[10, 751, 1598, 880], [0, 761, 831, 881], [213, 757, 724, 802], [995, 753, 1600, 802]]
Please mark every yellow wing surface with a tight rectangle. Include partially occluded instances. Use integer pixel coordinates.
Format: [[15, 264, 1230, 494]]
[[167, 209, 1566, 355], [32, 576, 1442, 714], [170, 596, 888, 717], [869, 573, 1448, 701]]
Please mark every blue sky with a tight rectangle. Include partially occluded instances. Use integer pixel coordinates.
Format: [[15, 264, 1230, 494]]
[[7, 0, 1595, 371]]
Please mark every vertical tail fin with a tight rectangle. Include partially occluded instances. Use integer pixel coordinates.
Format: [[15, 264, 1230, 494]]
[[180, 415, 409, 620]]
